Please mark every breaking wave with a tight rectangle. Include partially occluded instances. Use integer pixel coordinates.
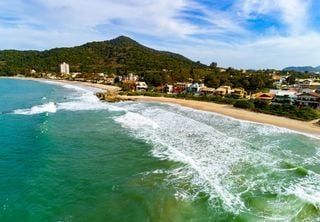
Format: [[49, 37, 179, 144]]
[[13, 102, 57, 115], [12, 82, 125, 115], [114, 102, 320, 220]]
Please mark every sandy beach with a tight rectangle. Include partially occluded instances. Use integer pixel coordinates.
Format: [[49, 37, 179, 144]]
[[1, 76, 319, 136], [120, 95, 320, 137]]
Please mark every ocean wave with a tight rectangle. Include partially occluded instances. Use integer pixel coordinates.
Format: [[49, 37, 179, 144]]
[[13, 102, 57, 115], [114, 103, 320, 220], [12, 82, 126, 115], [115, 111, 159, 129]]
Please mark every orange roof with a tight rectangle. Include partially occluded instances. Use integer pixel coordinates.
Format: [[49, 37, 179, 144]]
[[255, 93, 275, 100]]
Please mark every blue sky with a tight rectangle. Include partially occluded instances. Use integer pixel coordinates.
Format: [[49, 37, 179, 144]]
[[0, 0, 319, 69]]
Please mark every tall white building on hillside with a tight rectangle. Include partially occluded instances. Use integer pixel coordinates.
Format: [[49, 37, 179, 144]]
[[60, 62, 70, 74]]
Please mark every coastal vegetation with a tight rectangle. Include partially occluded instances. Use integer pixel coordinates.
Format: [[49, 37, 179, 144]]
[[0, 36, 205, 77], [0, 36, 287, 93]]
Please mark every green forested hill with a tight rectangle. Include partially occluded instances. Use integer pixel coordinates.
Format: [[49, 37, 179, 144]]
[[0, 36, 206, 75]]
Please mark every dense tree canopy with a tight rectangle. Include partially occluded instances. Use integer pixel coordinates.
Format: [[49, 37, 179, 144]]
[[0, 36, 206, 76]]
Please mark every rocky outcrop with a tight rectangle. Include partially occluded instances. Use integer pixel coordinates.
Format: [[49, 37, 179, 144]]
[[95, 92, 134, 103]]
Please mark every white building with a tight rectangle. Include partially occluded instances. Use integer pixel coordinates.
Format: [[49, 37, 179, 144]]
[[60, 62, 70, 74], [135, 82, 148, 91]]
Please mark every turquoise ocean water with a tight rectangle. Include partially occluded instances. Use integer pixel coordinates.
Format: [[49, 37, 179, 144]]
[[0, 78, 320, 221]]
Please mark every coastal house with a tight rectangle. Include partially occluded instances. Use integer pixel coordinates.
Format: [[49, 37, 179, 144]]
[[298, 79, 313, 89], [310, 82, 320, 89], [164, 84, 173, 94], [199, 87, 215, 96], [173, 82, 191, 94], [215, 86, 232, 96], [231, 88, 247, 98], [154, 85, 165, 92], [296, 92, 320, 110], [273, 80, 283, 88], [253, 92, 275, 100], [187, 83, 204, 94], [301, 88, 315, 94], [271, 90, 297, 105], [135, 81, 148, 91], [272, 73, 281, 81]]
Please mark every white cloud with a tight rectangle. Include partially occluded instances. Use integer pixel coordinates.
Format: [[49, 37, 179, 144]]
[[0, 0, 319, 69], [239, 0, 311, 34], [166, 32, 320, 69], [34, 0, 199, 37]]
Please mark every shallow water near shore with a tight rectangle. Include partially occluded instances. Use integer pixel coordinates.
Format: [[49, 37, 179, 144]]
[[0, 78, 320, 221]]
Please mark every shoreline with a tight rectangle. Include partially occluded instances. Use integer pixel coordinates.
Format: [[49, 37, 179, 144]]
[[0, 76, 121, 93], [119, 95, 320, 137], [1, 76, 319, 137]]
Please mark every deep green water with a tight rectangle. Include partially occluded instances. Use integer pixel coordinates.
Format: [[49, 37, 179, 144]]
[[0, 78, 320, 221]]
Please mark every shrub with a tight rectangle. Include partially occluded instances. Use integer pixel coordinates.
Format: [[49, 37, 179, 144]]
[[233, 100, 254, 109], [253, 99, 269, 109]]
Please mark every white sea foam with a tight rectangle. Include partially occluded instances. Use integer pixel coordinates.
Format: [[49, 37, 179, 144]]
[[13, 82, 126, 115], [13, 102, 57, 115], [114, 102, 320, 219], [116, 112, 159, 129], [285, 174, 320, 208], [115, 105, 266, 213]]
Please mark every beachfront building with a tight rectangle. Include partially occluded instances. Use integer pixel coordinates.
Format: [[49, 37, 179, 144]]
[[164, 84, 174, 94], [60, 62, 70, 74], [296, 92, 320, 110], [187, 83, 204, 94], [215, 86, 232, 96], [199, 87, 215, 96], [231, 88, 247, 98], [135, 81, 148, 91], [271, 90, 297, 105], [253, 92, 275, 101], [173, 82, 191, 94]]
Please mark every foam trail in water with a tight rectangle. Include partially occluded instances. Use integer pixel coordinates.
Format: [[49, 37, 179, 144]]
[[114, 102, 320, 219], [13, 102, 57, 115]]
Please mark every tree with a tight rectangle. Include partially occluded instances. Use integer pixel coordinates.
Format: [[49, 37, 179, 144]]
[[286, 75, 296, 85], [204, 73, 220, 88], [210, 62, 217, 69]]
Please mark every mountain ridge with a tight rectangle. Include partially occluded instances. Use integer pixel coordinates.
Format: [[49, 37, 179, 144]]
[[0, 36, 207, 76], [282, 66, 320, 73]]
